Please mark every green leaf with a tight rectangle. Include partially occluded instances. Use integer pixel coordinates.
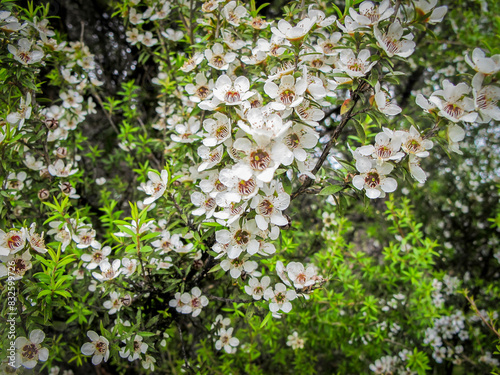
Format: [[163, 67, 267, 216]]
[[260, 311, 273, 329], [319, 185, 344, 196]]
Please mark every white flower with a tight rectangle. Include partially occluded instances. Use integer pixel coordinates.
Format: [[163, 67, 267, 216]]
[[151, 231, 182, 254], [202, 113, 232, 147], [119, 335, 148, 361], [27, 223, 47, 254], [264, 283, 297, 313], [286, 331, 305, 350], [447, 125, 466, 154], [6, 171, 28, 192], [141, 31, 158, 47], [139, 170, 169, 205], [161, 28, 183, 41], [401, 125, 434, 158], [103, 291, 123, 314], [126, 28, 143, 45], [250, 183, 290, 230], [191, 192, 217, 218], [374, 21, 415, 58], [472, 74, 500, 122], [308, 5, 336, 27], [294, 99, 325, 125], [336, 15, 362, 35], [7, 93, 32, 129], [212, 315, 231, 332], [245, 276, 271, 300], [465, 48, 500, 75], [215, 220, 260, 259], [8, 38, 44, 65], [215, 327, 240, 353], [60, 90, 83, 109], [197, 144, 224, 172], [142, 355, 156, 370], [128, 8, 144, 25], [72, 226, 100, 249], [222, 1, 248, 26], [352, 162, 397, 199], [336, 49, 376, 78], [179, 287, 209, 317], [185, 73, 214, 103], [286, 262, 316, 289], [169, 292, 184, 312], [24, 154, 44, 170], [271, 18, 316, 42], [81, 245, 112, 270], [240, 45, 267, 65], [317, 32, 342, 56], [122, 257, 138, 276], [205, 43, 236, 70], [237, 107, 292, 146], [249, 16, 272, 30], [180, 52, 204, 73], [221, 29, 248, 50], [356, 127, 405, 164], [349, 0, 393, 26], [299, 46, 335, 73], [14, 329, 49, 369], [81, 331, 110, 365], [264, 74, 308, 110], [0, 250, 32, 279], [171, 117, 202, 143], [0, 228, 27, 256], [221, 256, 258, 279], [150, 2, 171, 20], [92, 259, 122, 282], [408, 154, 428, 183], [47, 221, 71, 251], [413, 0, 448, 24], [202, 0, 224, 13], [280, 124, 319, 164], [429, 80, 477, 123], [48, 159, 79, 177], [213, 75, 254, 106]]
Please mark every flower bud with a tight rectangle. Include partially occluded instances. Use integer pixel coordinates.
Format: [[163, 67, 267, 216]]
[[60, 181, 72, 194], [13, 206, 23, 217], [193, 259, 204, 270], [298, 174, 310, 184], [280, 214, 292, 230], [44, 117, 59, 130], [38, 189, 50, 200], [121, 295, 132, 306], [56, 147, 68, 158], [39, 168, 50, 179]]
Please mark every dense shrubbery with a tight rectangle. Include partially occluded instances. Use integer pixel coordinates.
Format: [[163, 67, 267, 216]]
[[0, 0, 499, 373]]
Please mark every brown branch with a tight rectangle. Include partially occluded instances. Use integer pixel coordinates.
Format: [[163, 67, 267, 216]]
[[207, 295, 255, 304], [176, 321, 194, 373], [90, 89, 119, 134], [291, 93, 361, 200], [463, 290, 500, 339]]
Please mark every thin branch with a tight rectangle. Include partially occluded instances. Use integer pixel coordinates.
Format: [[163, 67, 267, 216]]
[[207, 295, 255, 304], [176, 321, 193, 373], [463, 291, 500, 339], [91, 89, 119, 134], [291, 93, 361, 200]]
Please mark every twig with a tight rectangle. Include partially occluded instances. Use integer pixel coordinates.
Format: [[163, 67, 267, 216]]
[[91, 89, 119, 134], [176, 321, 193, 373], [463, 291, 500, 339], [291, 93, 361, 200], [207, 295, 255, 304]]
